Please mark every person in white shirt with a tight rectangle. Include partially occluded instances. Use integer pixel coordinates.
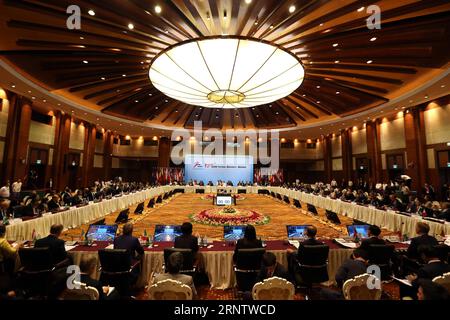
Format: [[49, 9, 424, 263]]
[[11, 179, 22, 200], [0, 181, 10, 199]]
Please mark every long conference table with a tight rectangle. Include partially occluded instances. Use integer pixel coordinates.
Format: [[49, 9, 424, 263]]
[[5, 184, 440, 289], [6, 185, 449, 241]]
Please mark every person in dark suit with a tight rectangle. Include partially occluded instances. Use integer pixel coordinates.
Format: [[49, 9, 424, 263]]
[[233, 225, 262, 262], [359, 225, 386, 252], [297, 225, 323, 259], [47, 195, 61, 211], [417, 279, 450, 300], [113, 223, 144, 260], [401, 246, 450, 299], [407, 222, 438, 261], [320, 248, 369, 300], [77, 256, 119, 300], [34, 224, 70, 268], [256, 252, 291, 283], [174, 222, 199, 253]]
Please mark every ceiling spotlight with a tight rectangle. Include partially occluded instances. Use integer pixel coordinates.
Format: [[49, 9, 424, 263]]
[[154, 5, 162, 14], [79, 36, 84, 40], [334, 60, 340, 63], [83, 60, 88, 64], [165, 99, 168, 103], [332, 43, 339, 47], [128, 23, 134, 30], [424, 95, 429, 99], [336, 91, 340, 94], [88, 10, 95, 16], [357, 7, 365, 12], [11, 84, 15, 88], [441, 84, 446, 88], [316, 85, 320, 89], [245, 0, 252, 4], [42, 99, 46, 102], [302, 94, 306, 97], [269, 25, 274, 29], [31, 96, 35, 100], [370, 37, 377, 42], [289, 5, 296, 13], [135, 100, 139, 103], [149, 93, 152, 96], [316, 101, 321, 104], [122, 74, 126, 77], [366, 60, 373, 64]]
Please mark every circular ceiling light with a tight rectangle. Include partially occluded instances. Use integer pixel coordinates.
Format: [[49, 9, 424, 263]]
[[149, 36, 304, 109]]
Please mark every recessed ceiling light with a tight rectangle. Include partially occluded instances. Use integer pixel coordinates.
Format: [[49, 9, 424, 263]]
[[135, 100, 139, 103], [71, 110, 74, 113], [289, 5, 296, 13], [155, 106, 158, 109], [269, 25, 274, 29], [28, 90, 31, 93], [316, 85, 320, 89], [366, 60, 373, 64], [11, 84, 15, 88], [316, 101, 320, 104], [165, 99, 168, 103], [101, 77, 105, 80], [245, 0, 252, 4], [42, 99, 46, 102], [332, 43, 339, 47], [357, 7, 365, 12], [83, 60, 88, 64], [254, 21, 258, 25], [323, 29, 332, 33], [88, 10, 95, 16], [441, 84, 446, 88], [334, 60, 340, 63], [122, 74, 126, 77], [424, 95, 429, 99], [319, 23, 324, 27], [154, 5, 162, 14], [57, 103, 61, 106], [146, 54, 152, 58], [336, 91, 340, 94], [370, 37, 377, 42], [79, 36, 84, 40], [409, 100, 413, 103], [149, 93, 152, 96], [302, 94, 306, 97], [128, 23, 134, 30]]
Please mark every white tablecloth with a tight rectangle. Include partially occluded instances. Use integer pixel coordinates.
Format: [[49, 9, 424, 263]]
[[5, 187, 169, 241]]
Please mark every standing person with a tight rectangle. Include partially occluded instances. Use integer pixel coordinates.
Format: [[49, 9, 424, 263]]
[[11, 179, 22, 201]]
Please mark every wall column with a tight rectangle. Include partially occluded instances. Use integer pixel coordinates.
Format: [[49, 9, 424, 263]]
[[103, 131, 114, 180], [81, 124, 96, 187], [366, 120, 382, 184], [404, 107, 428, 192], [2, 93, 32, 184], [341, 128, 353, 182], [52, 112, 71, 191], [323, 135, 332, 182], [158, 137, 170, 167]]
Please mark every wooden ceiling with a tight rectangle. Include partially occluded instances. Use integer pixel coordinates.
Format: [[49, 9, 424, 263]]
[[0, 0, 449, 130]]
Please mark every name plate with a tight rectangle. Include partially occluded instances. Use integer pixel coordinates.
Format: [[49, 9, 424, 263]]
[[9, 218, 23, 225], [42, 212, 53, 217]]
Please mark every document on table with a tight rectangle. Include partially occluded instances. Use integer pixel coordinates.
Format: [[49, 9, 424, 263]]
[[334, 238, 358, 248], [288, 240, 300, 249], [392, 277, 412, 287], [65, 245, 76, 251]]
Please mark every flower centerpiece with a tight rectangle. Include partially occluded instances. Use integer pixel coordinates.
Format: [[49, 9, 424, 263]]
[[189, 206, 270, 226]]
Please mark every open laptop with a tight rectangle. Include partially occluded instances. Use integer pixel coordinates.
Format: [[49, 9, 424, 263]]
[[223, 225, 245, 241], [346, 224, 370, 239], [153, 225, 182, 242], [286, 225, 312, 240], [85, 224, 118, 242]]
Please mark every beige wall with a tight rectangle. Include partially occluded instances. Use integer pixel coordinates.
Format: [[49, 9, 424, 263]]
[[280, 141, 323, 160], [93, 154, 103, 168], [331, 135, 342, 157], [424, 103, 450, 145], [351, 128, 367, 155], [332, 158, 342, 171], [380, 117, 405, 151], [69, 122, 85, 150], [95, 138, 104, 153], [0, 98, 9, 138], [112, 138, 158, 157], [28, 119, 56, 145]]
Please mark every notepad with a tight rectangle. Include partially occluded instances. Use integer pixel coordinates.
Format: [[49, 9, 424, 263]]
[[288, 240, 300, 249], [392, 276, 412, 287], [335, 238, 358, 248], [65, 245, 76, 251]]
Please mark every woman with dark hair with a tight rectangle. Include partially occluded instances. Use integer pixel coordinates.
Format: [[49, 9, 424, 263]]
[[233, 225, 262, 262]]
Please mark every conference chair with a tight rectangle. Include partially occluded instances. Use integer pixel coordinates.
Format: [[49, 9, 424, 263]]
[[98, 249, 139, 297], [156, 195, 163, 204], [367, 244, 395, 281], [433, 272, 450, 294], [18, 247, 56, 298], [283, 195, 290, 204], [276, 193, 282, 200], [163, 192, 169, 200], [163, 248, 196, 274], [252, 276, 295, 300], [434, 244, 450, 263], [306, 204, 318, 215], [295, 245, 329, 299], [60, 281, 99, 300], [147, 198, 155, 208], [234, 248, 266, 293], [148, 279, 192, 300], [293, 199, 302, 208], [342, 274, 382, 300], [270, 191, 276, 198], [134, 202, 144, 214]]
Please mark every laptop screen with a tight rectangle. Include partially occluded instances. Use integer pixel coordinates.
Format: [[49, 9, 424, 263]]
[[153, 225, 182, 242], [286, 225, 311, 240], [223, 225, 245, 241], [86, 224, 118, 241], [347, 225, 370, 239]]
